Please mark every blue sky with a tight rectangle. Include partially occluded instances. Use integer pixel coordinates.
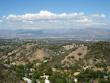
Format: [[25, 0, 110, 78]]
[[0, 0, 110, 16], [0, 0, 110, 30]]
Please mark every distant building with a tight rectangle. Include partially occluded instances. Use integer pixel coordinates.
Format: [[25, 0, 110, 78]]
[[22, 77, 32, 83], [41, 73, 50, 83]]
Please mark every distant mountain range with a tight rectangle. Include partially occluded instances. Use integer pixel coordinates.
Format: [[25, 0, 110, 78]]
[[0, 28, 110, 40]]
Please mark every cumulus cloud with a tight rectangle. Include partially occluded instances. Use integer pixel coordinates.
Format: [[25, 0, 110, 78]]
[[0, 10, 109, 29]]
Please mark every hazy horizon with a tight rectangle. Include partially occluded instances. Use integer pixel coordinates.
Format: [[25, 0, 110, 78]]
[[0, 0, 110, 40]]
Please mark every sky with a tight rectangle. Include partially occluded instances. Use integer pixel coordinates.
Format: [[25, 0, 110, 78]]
[[0, 0, 110, 30]]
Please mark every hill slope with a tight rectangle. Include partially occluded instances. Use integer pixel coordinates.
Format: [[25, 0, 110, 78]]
[[0, 64, 22, 83]]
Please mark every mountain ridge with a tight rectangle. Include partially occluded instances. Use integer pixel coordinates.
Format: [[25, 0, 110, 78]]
[[0, 28, 110, 40]]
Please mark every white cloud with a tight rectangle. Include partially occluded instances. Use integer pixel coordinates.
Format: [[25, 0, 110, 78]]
[[0, 20, 3, 23], [92, 14, 106, 18], [0, 10, 109, 29]]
